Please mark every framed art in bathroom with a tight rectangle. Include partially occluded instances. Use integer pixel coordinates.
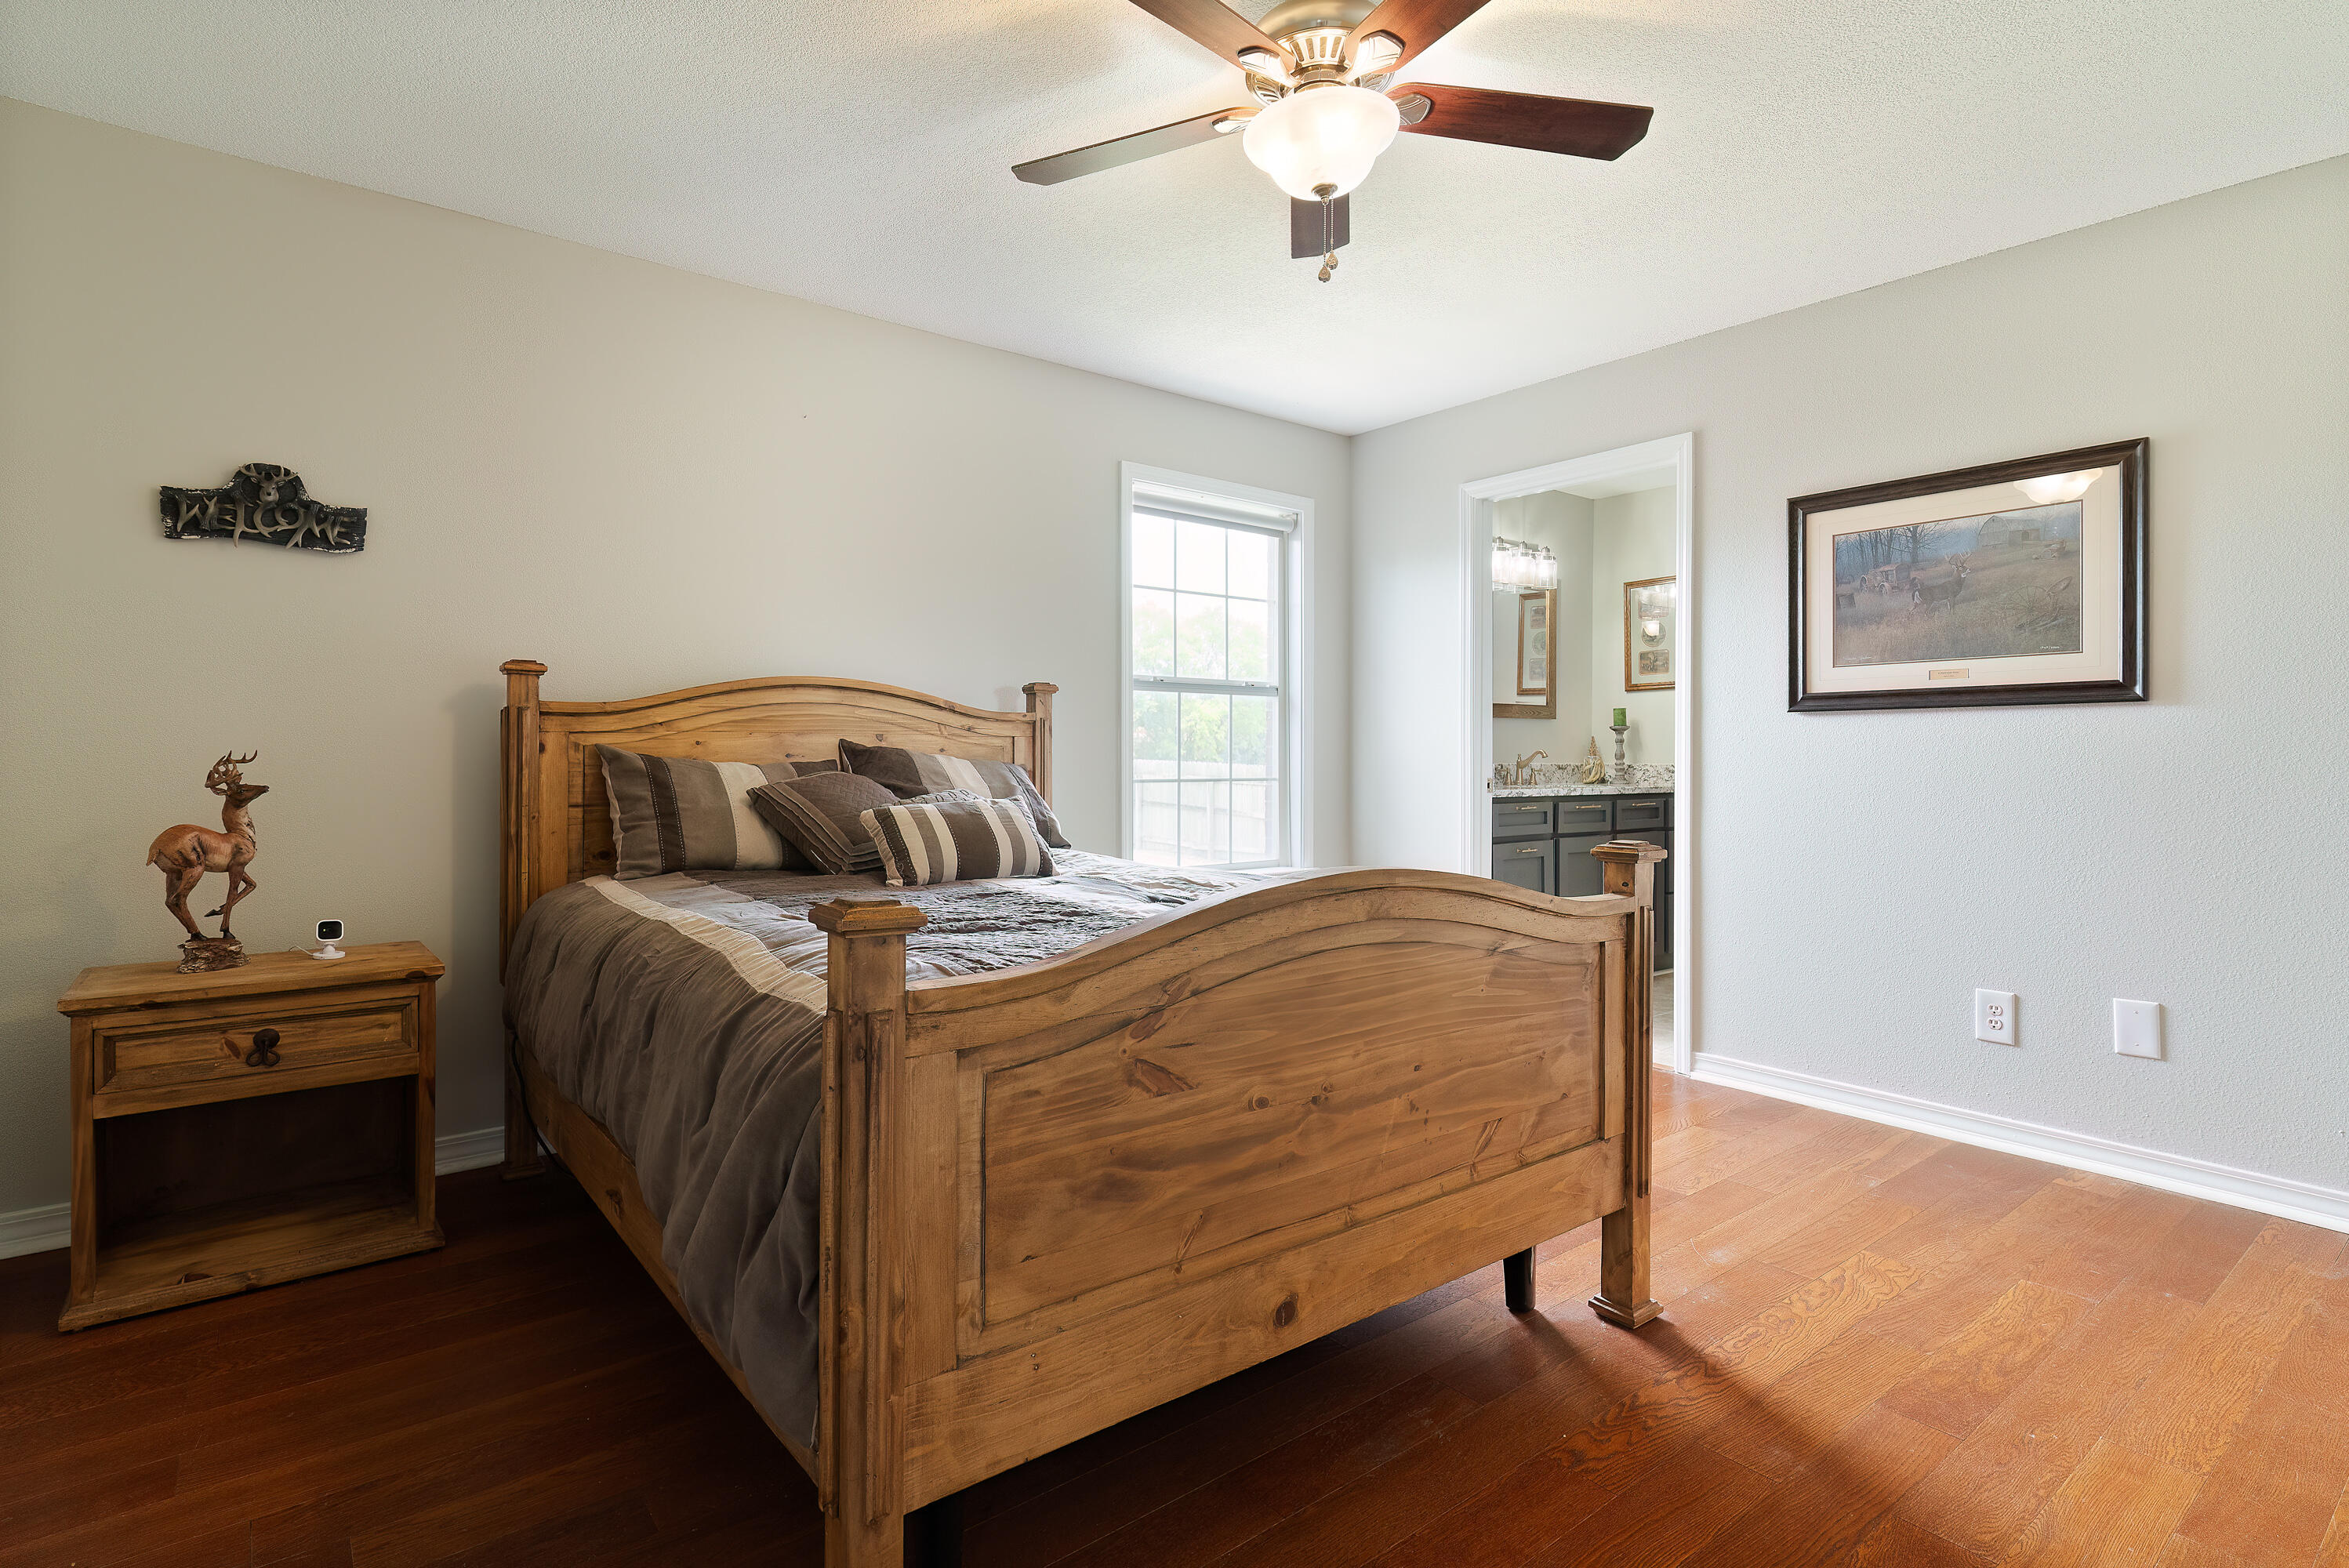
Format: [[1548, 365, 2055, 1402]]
[[1788, 437, 2148, 711], [1623, 576, 1676, 691]]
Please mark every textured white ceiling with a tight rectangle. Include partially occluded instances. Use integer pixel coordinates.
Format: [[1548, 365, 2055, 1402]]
[[4, 1, 2345, 432]]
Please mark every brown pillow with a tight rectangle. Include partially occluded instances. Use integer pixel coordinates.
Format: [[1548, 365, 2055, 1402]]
[[837, 740, 1069, 848], [746, 771, 902, 876], [596, 747, 838, 878]]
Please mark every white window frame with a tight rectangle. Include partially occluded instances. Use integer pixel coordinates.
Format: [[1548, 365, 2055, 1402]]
[[1119, 462, 1314, 869]]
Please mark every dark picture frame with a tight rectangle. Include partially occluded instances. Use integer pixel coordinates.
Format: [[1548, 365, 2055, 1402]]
[[1788, 438, 2148, 712]]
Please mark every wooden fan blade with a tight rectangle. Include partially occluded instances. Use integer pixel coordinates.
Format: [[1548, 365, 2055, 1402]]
[[1392, 83, 1652, 160], [1346, 0, 1494, 74], [1013, 107, 1252, 185], [1290, 195, 1350, 259], [1125, 0, 1283, 67]]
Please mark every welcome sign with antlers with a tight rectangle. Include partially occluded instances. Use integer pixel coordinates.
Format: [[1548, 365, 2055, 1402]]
[[161, 463, 366, 553]]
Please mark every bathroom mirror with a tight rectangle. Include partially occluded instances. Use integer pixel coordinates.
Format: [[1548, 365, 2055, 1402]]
[[1493, 588, 1557, 719]]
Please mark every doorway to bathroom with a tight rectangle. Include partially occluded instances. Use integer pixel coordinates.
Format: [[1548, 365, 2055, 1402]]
[[1460, 434, 1694, 1072]]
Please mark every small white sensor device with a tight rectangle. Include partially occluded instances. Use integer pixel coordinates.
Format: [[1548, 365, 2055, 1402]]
[[311, 918, 347, 960]]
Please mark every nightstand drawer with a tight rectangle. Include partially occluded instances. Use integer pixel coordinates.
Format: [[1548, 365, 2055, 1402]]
[[94, 996, 417, 1109]]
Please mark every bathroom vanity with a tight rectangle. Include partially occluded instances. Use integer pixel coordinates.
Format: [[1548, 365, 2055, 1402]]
[[1490, 786, 1673, 970]]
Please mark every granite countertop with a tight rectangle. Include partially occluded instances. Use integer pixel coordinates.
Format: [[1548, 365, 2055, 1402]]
[[1489, 782, 1670, 798]]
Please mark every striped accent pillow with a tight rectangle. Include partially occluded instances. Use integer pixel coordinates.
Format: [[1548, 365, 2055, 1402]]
[[596, 747, 840, 879], [862, 796, 1054, 887], [745, 771, 903, 877], [837, 741, 1069, 848]]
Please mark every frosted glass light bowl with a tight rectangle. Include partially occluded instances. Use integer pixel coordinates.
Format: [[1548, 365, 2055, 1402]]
[[1242, 85, 1402, 201]]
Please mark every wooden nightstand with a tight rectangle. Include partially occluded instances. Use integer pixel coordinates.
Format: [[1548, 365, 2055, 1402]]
[[56, 942, 446, 1330]]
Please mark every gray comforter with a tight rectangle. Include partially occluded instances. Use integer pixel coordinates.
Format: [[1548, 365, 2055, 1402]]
[[502, 851, 1292, 1449]]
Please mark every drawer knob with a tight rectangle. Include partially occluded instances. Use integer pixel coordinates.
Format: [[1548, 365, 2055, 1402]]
[[245, 1028, 281, 1068]]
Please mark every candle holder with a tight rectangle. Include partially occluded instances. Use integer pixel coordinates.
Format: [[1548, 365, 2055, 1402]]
[[1610, 723, 1629, 783]]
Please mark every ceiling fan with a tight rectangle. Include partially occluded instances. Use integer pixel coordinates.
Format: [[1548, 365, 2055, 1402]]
[[1013, 0, 1654, 280]]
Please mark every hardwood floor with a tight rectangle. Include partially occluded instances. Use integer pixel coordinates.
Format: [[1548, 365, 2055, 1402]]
[[5, 1070, 2344, 1568]]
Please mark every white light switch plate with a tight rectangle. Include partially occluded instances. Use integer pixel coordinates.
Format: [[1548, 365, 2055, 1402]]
[[1974, 989, 2017, 1046], [2114, 999, 2163, 1059]]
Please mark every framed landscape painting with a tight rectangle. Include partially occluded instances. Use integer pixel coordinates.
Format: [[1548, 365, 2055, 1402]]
[[1788, 439, 2148, 711]]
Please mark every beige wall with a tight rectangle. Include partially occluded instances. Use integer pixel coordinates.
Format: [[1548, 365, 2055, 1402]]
[[1591, 486, 1676, 766], [0, 100, 1352, 1220], [1354, 154, 2349, 1197]]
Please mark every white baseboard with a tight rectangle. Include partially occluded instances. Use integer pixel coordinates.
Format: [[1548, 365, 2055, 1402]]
[[0, 1202, 70, 1262], [433, 1125, 508, 1175], [0, 1124, 510, 1261], [1688, 1054, 2349, 1234]]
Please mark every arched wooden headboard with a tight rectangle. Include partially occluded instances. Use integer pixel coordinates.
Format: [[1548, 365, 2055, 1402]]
[[497, 660, 1056, 971]]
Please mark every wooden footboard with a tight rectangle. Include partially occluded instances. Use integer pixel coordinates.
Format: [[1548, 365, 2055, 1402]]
[[808, 848, 1665, 1566]]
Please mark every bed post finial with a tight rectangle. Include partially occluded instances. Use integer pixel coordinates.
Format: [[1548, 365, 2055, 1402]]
[[502, 658, 546, 703], [1588, 839, 1666, 1331], [1022, 682, 1057, 806], [499, 661, 550, 1181], [499, 660, 547, 978], [808, 897, 928, 1563], [1592, 837, 1665, 906]]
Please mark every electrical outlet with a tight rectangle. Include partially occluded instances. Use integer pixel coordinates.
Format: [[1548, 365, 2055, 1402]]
[[1974, 989, 2017, 1046], [2114, 999, 2163, 1059]]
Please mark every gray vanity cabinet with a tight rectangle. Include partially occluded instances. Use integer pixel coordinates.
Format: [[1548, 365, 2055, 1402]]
[[1647, 826, 1674, 970], [1552, 798, 1613, 837], [1487, 791, 1675, 971], [1555, 832, 1613, 897], [1614, 795, 1669, 834], [1490, 837, 1554, 894], [1491, 798, 1554, 840]]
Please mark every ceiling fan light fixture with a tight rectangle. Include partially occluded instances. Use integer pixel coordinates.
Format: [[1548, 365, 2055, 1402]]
[[1349, 31, 1403, 78], [1241, 84, 1402, 201], [1236, 45, 1291, 81]]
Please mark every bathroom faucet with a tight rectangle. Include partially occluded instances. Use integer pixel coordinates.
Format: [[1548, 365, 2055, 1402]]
[[1509, 750, 1547, 787]]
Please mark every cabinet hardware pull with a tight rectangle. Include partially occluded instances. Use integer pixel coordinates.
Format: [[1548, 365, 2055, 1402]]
[[245, 1028, 281, 1069], [1517, 848, 1541, 855]]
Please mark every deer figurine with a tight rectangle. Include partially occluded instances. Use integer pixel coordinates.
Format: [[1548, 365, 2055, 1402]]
[[147, 752, 268, 946]]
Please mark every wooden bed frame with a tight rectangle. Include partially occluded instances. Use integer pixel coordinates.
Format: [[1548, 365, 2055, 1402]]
[[496, 659, 1665, 1566]]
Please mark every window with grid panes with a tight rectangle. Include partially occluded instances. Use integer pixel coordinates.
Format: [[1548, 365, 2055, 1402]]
[[1128, 485, 1291, 869]]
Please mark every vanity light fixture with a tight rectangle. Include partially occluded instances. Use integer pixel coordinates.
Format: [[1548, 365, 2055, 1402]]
[[1492, 535, 1559, 591]]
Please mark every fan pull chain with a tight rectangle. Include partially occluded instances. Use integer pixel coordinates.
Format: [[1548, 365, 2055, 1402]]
[[1315, 183, 1338, 283]]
